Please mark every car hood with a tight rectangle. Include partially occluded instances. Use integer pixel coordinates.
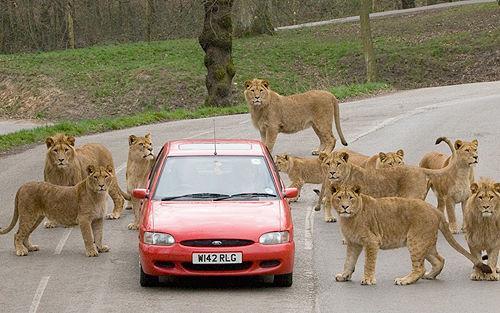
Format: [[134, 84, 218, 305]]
[[149, 200, 283, 241]]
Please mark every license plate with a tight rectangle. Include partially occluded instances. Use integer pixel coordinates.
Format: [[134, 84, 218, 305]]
[[192, 252, 242, 264]]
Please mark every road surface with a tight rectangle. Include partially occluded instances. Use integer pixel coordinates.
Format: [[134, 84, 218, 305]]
[[0, 81, 499, 313]]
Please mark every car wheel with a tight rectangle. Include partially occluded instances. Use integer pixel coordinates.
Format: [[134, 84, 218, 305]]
[[273, 272, 293, 287], [140, 266, 159, 287]]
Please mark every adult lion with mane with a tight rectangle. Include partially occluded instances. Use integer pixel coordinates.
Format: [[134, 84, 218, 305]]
[[463, 178, 500, 281], [44, 133, 130, 224], [244, 79, 347, 154], [329, 184, 491, 285], [0, 165, 113, 257]]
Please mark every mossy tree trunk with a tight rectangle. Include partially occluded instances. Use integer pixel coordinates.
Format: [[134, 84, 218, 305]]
[[233, 0, 274, 37], [401, 0, 416, 9], [360, 0, 377, 83], [145, 0, 155, 41], [66, 0, 75, 49], [199, 0, 236, 107]]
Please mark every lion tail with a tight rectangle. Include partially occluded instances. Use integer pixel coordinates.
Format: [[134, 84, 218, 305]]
[[438, 215, 491, 274], [332, 96, 347, 146], [421, 137, 457, 178], [119, 186, 131, 201], [0, 192, 20, 235], [435, 136, 456, 157]]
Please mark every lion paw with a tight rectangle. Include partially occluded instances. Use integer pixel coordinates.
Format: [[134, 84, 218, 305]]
[[335, 273, 351, 282], [314, 204, 321, 212], [97, 245, 110, 253], [470, 271, 485, 281], [289, 197, 299, 203], [127, 223, 139, 230], [44, 221, 57, 228], [484, 272, 500, 281], [86, 247, 99, 257], [105, 213, 120, 220], [16, 247, 29, 256], [361, 277, 376, 285], [311, 150, 319, 156], [125, 206, 133, 210], [324, 216, 337, 223], [422, 272, 437, 280], [27, 245, 39, 252], [341, 238, 347, 245], [394, 277, 417, 285]]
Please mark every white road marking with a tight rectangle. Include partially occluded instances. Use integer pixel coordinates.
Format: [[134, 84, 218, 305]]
[[186, 130, 213, 139], [54, 228, 72, 255], [304, 206, 315, 250], [29, 276, 50, 313]]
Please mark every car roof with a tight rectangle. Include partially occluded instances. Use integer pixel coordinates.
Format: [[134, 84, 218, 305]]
[[164, 139, 267, 156]]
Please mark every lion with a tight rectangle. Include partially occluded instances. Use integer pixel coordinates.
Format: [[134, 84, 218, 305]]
[[0, 165, 113, 257], [329, 184, 491, 285], [362, 149, 405, 169], [44, 134, 130, 224], [420, 138, 478, 233], [244, 79, 347, 155], [463, 178, 500, 281], [125, 133, 156, 230]]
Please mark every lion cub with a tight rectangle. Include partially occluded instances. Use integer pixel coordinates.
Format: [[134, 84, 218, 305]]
[[329, 184, 490, 285], [362, 149, 405, 169], [126, 133, 155, 230], [0, 165, 113, 257], [420, 138, 478, 233], [463, 178, 500, 281]]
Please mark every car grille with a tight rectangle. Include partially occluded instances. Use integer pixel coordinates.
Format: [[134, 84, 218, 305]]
[[180, 239, 254, 247], [182, 262, 252, 271]]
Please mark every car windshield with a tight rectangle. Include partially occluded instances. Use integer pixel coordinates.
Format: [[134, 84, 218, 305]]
[[153, 156, 278, 201]]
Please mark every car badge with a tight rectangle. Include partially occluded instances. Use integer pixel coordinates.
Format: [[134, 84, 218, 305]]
[[212, 240, 223, 246]]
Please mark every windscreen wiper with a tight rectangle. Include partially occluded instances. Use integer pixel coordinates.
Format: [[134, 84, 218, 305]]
[[213, 192, 277, 201], [161, 193, 229, 201]]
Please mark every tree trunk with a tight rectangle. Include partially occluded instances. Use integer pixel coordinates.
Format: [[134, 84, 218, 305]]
[[145, 0, 155, 41], [401, 0, 415, 9], [66, 0, 75, 49], [233, 0, 274, 37], [360, 0, 377, 83], [199, 0, 236, 107]]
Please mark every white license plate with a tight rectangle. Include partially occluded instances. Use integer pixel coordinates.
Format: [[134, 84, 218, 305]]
[[192, 252, 242, 264]]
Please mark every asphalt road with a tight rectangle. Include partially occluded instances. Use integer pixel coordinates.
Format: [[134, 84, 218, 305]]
[[0, 81, 499, 313]]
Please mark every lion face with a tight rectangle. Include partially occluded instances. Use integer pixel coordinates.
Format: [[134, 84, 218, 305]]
[[129, 133, 154, 161], [45, 134, 76, 168], [330, 184, 362, 218], [378, 149, 405, 168], [321, 151, 350, 182], [470, 180, 500, 218], [455, 139, 478, 166], [274, 154, 290, 172], [244, 79, 270, 107], [86, 165, 114, 193]]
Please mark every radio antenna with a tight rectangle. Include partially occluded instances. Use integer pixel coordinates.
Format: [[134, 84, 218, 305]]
[[213, 118, 217, 156]]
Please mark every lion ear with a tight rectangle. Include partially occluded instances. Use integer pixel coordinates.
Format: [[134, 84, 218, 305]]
[[87, 165, 96, 175], [339, 152, 349, 162], [353, 185, 361, 195], [45, 137, 55, 149], [470, 182, 479, 194], [129, 135, 137, 146], [493, 183, 500, 193], [455, 140, 463, 150], [105, 165, 114, 174], [66, 135, 75, 146], [145, 133, 151, 140], [244, 80, 252, 89], [318, 151, 329, 162], [472, 139, 478, 148], [379, 152, 387, 161], [261, 80, 269, 89], [283, 154, 289, 160], [396, 149, 404, 157]]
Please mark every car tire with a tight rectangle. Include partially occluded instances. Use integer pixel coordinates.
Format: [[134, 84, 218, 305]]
[[140, 266, 159, 287], [273, 272, 293, 287]]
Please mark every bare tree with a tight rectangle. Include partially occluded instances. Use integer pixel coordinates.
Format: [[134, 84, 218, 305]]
[[199, 0, 236, 107], [233, 0, 274, 37], [360, 0, 377, 82], [145, 0, 155, 41], [66, 0, 75, 48]]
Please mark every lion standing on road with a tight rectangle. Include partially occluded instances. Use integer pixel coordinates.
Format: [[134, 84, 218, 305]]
[[125, 133, 155, 230], [244, 79, 347, 154], [44, 134, 130, 224], [0, 165, 113, 257], [363, 149, 405, 169]]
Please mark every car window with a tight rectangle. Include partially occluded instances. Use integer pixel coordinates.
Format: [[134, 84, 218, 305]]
[[153, 156, 278, 200]]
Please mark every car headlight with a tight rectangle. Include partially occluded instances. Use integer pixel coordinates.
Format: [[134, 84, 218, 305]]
[[259, 231, 290, 245], [143, 232, 175, 246]]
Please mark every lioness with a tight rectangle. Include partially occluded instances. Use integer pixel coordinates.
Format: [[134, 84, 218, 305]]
[[0, 165, 113, 257], [126, 133, 155, 230], [329, 184, 491, 285], [244, 79, 347, 154], [463, 178, 500, 281], [420, 138, 478, 233], [44, 134, 130, 223], [362, 149, 405, 169]]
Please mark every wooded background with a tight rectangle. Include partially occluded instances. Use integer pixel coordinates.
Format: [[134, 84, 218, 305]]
[[1, 0, 455, 54]]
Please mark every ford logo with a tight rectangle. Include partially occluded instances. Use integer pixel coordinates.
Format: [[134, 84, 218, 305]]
[[211, 240, 223, 246]]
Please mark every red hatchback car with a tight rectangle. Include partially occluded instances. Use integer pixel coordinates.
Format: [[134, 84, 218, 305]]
[[133, 139, 297, 287]]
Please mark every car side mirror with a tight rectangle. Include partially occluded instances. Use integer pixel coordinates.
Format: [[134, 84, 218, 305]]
[[283, 188, 298, 199], [133, 188, 149, 199]]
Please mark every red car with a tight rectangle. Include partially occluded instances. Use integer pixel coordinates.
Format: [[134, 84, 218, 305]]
[[133, 139, 297, 287]]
